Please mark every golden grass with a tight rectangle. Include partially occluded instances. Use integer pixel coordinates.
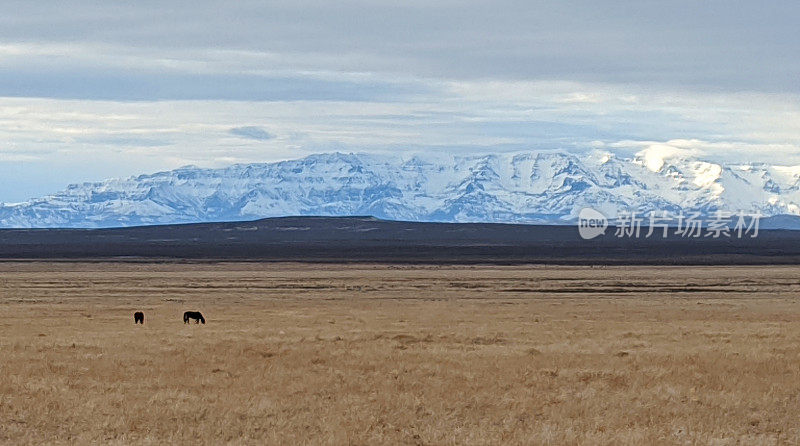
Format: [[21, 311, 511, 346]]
[[1, 262, 800, 444]]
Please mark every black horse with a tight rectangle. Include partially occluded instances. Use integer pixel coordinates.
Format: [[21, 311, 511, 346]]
[[134, 311, 144, 324], [183, 311, 205, 324]]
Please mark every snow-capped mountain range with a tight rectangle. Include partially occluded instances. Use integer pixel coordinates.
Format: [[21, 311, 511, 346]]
[[3, 148, 800, 228]]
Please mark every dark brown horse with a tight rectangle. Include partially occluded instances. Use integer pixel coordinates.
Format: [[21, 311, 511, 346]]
[[183, 311, 205, 324], [134, 311, 144, 324]]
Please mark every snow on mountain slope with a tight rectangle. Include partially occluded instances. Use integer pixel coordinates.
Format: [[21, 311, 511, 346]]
[[2, 150, 800, 228]]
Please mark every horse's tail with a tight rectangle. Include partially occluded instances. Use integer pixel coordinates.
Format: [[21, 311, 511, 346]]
[[183, 312, 189, 323]]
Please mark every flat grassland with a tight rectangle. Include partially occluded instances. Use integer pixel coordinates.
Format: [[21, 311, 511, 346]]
[[2, 262, 800, 445]]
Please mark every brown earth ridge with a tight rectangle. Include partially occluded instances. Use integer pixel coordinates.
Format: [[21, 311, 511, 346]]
[[1, 216, 800, 264]]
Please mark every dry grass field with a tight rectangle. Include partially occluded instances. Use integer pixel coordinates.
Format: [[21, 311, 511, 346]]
[[2, 262, 800, 445]]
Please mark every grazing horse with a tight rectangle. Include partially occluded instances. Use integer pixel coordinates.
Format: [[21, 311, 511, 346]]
[[134, 311, 144, 324], [183, 311, 205, 324]]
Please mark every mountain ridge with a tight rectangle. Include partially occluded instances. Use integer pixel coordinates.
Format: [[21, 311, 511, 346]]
[[3, 149, 800, 228]]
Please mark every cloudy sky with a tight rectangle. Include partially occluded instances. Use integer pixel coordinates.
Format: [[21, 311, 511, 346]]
[[1, 0, 798, 202]]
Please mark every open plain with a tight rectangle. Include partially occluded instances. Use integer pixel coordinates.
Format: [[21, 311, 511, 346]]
[[1, 262, 800, 444]]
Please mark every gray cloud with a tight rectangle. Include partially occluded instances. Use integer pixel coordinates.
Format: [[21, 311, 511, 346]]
[[0, 0, 797, 93], [229, 126, 274, 141], [74, 135, 172, 147], [0, 67, 428, 102]]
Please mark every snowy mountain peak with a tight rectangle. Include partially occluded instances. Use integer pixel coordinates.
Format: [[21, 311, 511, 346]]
[[2, 150, 800, 228]]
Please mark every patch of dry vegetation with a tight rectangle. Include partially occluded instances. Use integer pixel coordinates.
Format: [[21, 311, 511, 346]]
[[1, 263, 800, 444]]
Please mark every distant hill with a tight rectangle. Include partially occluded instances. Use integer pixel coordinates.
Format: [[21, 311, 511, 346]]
[[3, 216, 800, 264], [5, 151, 800, 229]]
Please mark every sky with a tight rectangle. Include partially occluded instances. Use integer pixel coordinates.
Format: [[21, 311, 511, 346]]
[[1, 0, 799, 202]]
